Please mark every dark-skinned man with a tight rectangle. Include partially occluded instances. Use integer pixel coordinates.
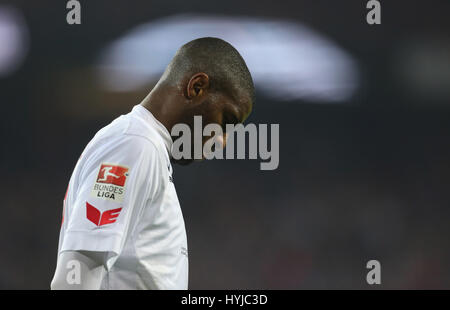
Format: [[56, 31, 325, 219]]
[[51, 37, 254, 289]]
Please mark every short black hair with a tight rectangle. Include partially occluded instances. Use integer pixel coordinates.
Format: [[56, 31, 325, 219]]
[[164, 37, 255, 104]]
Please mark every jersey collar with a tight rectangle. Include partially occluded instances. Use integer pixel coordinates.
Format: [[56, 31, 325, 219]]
[[134, 104, 173, 157]]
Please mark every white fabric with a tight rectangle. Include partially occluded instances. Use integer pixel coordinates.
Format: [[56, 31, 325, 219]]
[[56, 104, 188, 289]]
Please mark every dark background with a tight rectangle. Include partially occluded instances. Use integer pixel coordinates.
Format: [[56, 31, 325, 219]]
[[1, 0, 450, 289]]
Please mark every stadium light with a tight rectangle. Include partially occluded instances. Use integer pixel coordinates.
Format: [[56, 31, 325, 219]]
[[96, 14, 359, 102], [0, 6, 29, 77]]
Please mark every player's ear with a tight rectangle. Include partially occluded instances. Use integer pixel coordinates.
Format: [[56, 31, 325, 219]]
[[186, 73, 209, 99]]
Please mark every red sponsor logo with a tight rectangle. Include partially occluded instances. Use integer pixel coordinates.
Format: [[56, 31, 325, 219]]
[[96, 164, 128, 187], [86, 202, 122, 226]]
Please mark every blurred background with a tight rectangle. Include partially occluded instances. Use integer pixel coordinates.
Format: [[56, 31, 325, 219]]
[[1, 0, 450, 289]]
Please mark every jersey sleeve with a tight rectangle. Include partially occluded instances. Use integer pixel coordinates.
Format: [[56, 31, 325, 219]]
[[60, 134, 166, 267]]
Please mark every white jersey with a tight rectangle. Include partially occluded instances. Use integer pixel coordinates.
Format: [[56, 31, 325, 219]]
[[57, 104, 188, 289]]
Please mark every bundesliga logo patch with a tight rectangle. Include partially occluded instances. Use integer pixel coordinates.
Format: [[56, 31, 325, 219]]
[[91, 163, 129, 202]]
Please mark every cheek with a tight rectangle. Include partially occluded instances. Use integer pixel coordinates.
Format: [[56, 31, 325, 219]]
[[201, 105, 222, 125], [203, 99, 225, 123], [187, 102, 220, 124]]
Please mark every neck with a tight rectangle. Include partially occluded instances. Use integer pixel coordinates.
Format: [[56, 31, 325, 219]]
[[140, 82, 183, 134]]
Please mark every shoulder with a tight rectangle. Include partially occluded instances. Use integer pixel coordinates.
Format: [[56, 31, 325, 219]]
[[78, 111, 170, 180], [123, 113, 168, 156], [87, 114, 162, 161], [79, 131, 166, 182], [98, 133, 165, 170]]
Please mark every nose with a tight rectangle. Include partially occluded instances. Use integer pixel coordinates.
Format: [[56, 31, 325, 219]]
[[203, 133, 228, 158], [217, 133, 228, 149]]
